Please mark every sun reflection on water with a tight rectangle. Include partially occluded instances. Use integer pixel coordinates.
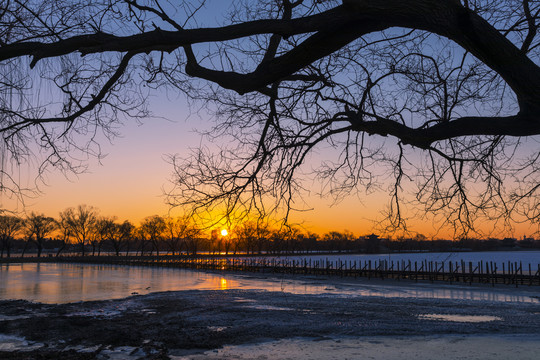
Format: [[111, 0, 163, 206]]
[[220, 278, 228, 290]]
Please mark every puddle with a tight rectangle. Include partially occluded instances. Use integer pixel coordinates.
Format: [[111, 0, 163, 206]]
[[66, 308, 124, 318], [169, 334, 540, 360], [418, 314, 502, 323], [0, 315, 31, 321], [233, 297, 256, 303], [244, 304, 295, 311]]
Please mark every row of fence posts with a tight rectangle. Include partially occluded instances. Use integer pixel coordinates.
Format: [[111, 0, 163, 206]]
[[106, 256, 540, 287], [2, 254, 539, 286]]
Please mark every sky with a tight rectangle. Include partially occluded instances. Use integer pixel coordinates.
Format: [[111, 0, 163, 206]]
[[1, 95, 385, 237], [0, 0, 388, 238], [1, 1, 538, 240], [2, 91, 535, 240]]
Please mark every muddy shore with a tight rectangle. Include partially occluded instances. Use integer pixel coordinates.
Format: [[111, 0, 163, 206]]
[[1, 287, 540, 359]]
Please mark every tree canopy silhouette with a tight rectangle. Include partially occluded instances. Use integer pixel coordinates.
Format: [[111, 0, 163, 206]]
[[1, 0, 540, 236]]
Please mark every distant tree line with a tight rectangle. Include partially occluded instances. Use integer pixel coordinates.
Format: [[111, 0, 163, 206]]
[[1, 206, 539, 258]]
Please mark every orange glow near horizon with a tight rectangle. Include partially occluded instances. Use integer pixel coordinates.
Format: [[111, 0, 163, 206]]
[[0, 102, 538, 240], [3, 184, 538, 239]]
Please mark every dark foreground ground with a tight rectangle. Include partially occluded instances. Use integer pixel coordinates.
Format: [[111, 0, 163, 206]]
[[1, 287, 540, 359]]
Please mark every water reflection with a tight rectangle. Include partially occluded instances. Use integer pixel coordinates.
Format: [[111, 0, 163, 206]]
[[220, 278, 229, 290], [0, 263, 538, 304]]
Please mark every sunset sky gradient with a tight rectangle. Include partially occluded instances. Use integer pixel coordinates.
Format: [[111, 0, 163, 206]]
[[2, 89, 535, 240], [1, 1, 537, 240]]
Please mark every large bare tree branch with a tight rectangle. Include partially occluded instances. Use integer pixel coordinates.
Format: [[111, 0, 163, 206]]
[[2, 0, 540, 236], [2, 1, 539, 110]]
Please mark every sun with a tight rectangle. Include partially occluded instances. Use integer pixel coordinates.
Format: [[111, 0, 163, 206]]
[[221, 229, 228, 236]]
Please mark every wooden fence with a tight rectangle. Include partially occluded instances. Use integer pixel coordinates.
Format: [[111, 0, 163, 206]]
[[2, 254, 539, 287]]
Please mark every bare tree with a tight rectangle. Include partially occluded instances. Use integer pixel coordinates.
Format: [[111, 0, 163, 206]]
[[134, 226, 147, 256], [1, 1, 540, 236], [236, 223, 257, 255], [163, 216, 201, 255], [93, 217, 133, 256], [323, 230, 355, 253], [208, 229, 220, 255], [55, 215, 72, 257], [0, 215, 23, 257], [94, 216, 116, 256], [140, 215, 166, 255], [24, 212, 57, 257], [297, 232, 319, 253], [268, 226, 301, 254], [163, 217, 184, 256], [237, 220, 271, 254], [221, 230, 233, 255], [183, 221, 203, 256], [60, 205, 98, 256], [115, 220, 135, 256]]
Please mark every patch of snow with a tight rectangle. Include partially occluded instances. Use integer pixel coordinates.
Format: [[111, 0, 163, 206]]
[[0, 334, 43, 351], [207, 326, 228, 332], [64, 344, 101, 353], [418, 314, 502, 323], [97, 346, 143, 360], [140, 308, 157, 315]]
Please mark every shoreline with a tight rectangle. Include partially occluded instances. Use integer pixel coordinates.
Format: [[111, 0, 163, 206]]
[[1, 285, 540, 359]]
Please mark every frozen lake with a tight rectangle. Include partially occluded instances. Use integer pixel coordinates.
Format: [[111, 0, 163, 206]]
[[281, 250, 540, 269], [1, 261, 539, 304]]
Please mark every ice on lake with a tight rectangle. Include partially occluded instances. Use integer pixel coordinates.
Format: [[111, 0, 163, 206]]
[[1, 260, 539, 304]]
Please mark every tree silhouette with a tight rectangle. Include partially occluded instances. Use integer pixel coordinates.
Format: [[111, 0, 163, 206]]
[[0, 215, 23, 257], [236, 220, 271, 254], [24, 213, 57, 257], [140, 215, 166, 255], [55, 215, 72, 257], [1, 1, 540, 235], [60, 205, 98, 256], [163, 217, 185, 256], [116, 220, 135, 256], [163, 216, 201, 255], [94, 216, 116, 256]]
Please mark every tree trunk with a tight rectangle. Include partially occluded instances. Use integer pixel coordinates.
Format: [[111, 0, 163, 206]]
[[56, 242, 66, 257], [21, 240, 30, 257], [36, 241, 42, 257]]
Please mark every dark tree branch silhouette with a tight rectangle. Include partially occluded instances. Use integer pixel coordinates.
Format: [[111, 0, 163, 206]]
[[59, 205, 98, 256], [24, 212, 56, 257], [1, 0, 540, 236], [0, 214, 23, 257]]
